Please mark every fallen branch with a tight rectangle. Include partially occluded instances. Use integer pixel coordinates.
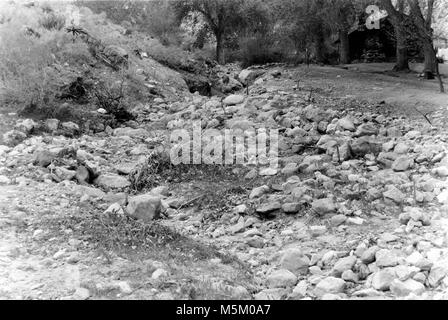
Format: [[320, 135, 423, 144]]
[[412, 105, 433, 126]]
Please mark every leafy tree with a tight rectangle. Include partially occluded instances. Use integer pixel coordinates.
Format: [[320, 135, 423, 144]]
[[172, 0, 248, 64], [270, 0, 328, 64]]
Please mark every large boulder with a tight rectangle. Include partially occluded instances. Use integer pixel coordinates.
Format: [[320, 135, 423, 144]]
[[126, 194, 161, 222]]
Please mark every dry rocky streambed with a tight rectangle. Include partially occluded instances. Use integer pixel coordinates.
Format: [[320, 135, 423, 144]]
[[1, 66, 448, 300]]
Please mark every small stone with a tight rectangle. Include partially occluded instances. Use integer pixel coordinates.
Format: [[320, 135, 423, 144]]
[[428, 265, 448, 287], [392, 265, 419, 281], [290, 280, 308, 299], [406, 251, 433, 271], [330, 214, 347, 226], [45, 119, 60, 132], [73, 287, 90, 300], [33, 150, 55, 167], [223, 94, 245, 106], [94, 174, 130, 189], [151, 268, 169, 280], [0, 175, 11, 185], [282, 163, 299, 176], [115, 281, 132, 294], [309, 266, 323, 275], [309, 225, 327, 237], [355, 123, 378, 137], [350, 136, 381, 157], [352, 288, 383, 297], [314, 277, 346, 297], [280, 249, 310, 276], [53, 249, 66, 260], [341, 270, 359, 282], [337, 117, 355, 132], [391, 156, 414, 172], [355, 243, 368, 257], [390, 279, 425, 297], [126, 194, 161, 222], [61, 122, 80, 136], [246, 237, 264, 248], [312, 198, 337, 215], [104, 203, 123, 215], [375, 249, 400, 267], [282, 202, 302, 214], [115, 162, 139, 175], [15, 119, 37, 134], [249, 185, 269, 199], [267, 269, 298, 288], [259, 167, 278, 176], [55, 167, 76, 181], [321, 250, 338, 267], [321, 293, 341, 300], [371, 269, 397, 291], [332, 255, 357, 277], [432, 166, 448, 177], [347, 217, 364, 225], [256, 202, 281, 214], [413, 272, 426, 283], [76, 166, 91, 184], [379, 233, 399, 243], [66, 253, 80, 264], [229, 217, 245, 234], [2, 130, 27, 147], [254, 288, 288, 300], [233, 204, 248, 214], [383, 186, 405, 204], [394, 143, 409, 154]]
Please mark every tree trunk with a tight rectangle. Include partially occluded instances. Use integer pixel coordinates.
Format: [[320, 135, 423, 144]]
[[215, 32, 225, 65], [314, 24, 325, 64], [393, 27, 409, 71], [422, 41, 436, 79], [339, 30, 350, 64]]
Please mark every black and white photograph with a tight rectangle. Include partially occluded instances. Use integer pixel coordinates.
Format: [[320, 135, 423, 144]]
[[1, 0, 448, 306]]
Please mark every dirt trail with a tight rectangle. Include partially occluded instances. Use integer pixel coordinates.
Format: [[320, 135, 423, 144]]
[[290, 63, 448, 118]]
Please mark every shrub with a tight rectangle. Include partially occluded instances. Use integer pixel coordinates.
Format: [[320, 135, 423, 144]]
[[92, 79, 135, 123], [39, 12, 66, 31], [235, 34, 286, 68], [0, 29, 63, 108]]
